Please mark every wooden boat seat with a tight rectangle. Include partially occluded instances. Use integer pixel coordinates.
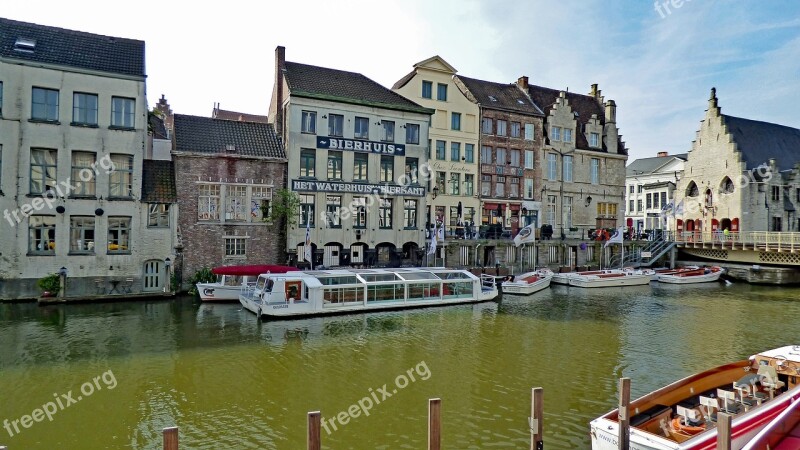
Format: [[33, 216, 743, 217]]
[[630, 404, 671, 427], [699, 396, 719, 422], [717, 389, 741, 414]]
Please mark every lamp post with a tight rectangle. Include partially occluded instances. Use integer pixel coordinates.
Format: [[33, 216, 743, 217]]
[[164, 257, 172, 293], [58, 266, 68, 298], [432, 185, 439, 200]]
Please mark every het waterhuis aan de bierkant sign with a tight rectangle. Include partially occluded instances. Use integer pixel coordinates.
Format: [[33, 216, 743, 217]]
[[316, 136, 406, 156], [292, 180, 425, 197]]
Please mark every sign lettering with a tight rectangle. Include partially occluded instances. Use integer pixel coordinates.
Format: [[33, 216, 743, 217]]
[[292, 180, 425, 197], [317, 136, 406, 156]]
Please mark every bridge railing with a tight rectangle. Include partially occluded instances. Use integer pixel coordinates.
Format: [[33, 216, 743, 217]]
[[674, 231, 800, 251]]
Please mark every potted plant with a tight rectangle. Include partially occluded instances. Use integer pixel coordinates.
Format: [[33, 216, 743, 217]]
[[37, 273, 61, 297]]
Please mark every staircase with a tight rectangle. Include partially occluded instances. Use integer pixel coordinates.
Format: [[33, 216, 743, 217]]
[[609, 236, 676, 268]]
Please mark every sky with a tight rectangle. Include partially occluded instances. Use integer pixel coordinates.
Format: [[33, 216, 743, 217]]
[[5, 0, 799, 162]]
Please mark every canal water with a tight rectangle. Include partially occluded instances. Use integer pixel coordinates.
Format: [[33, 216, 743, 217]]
[[1, 282, 800, 449]]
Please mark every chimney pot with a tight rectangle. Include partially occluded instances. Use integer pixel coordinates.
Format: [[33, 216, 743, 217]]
[[517, 76, 529, 89], [657, 151, 668, 157]]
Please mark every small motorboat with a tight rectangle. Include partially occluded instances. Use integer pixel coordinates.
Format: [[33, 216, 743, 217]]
[[567, 267, 654, 288], [656, 266, 725, 284], [502, 268, 553, 295], [197, 264, 298, 301]]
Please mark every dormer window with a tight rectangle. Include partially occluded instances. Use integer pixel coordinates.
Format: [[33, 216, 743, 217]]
[[589, 132, 600, 148], [14, 37, 36, 53], [488, 96, 497, 102]]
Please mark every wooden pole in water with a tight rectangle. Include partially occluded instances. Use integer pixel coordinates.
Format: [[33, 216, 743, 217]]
[[717, 412, 732, 450], [530, 387, 543, 450], [307, 411, 321, 450], [0, 445, 8, 450], [162, 426, 178, 450], [618, 377, 630, 450], [428, 398, 441, 450]]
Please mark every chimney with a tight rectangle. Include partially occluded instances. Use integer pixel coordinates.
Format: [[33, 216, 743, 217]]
[[657, 151, 668, 157], [517, 76, 529, 90], [590, 83, 598, 97], [604, 99, 616, 123], [275, 46, 286, 136]]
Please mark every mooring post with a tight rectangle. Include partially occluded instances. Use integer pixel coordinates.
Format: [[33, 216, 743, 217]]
[[308, 411, 321, 450], [618, 377, 630, 450], [530, 387, 543, 450], [428, 398, 441, 450], [717, 412, 732, 450], [163, 426, 178, 450], [1, 445, 8, 450]]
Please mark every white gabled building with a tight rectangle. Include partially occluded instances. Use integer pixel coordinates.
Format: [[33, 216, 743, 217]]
[[625, 152, 686, 236]]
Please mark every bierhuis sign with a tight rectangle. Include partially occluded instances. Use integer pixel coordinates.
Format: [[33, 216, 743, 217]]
[[317, 136, 405, 156]]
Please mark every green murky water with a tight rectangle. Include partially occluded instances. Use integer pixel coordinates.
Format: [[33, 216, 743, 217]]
[[1, 282, 800, 449]]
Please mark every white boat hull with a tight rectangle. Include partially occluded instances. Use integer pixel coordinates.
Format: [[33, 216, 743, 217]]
[[657, 270, 724, 284], [502, 272, 552, 295], [568, 272, 653, 288], [196, 283, 241, 301]]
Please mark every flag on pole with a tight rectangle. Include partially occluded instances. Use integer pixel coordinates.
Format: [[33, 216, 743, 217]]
[[604, 226, 625, 248], [437, 222, 445, 243], [672, 200, 684, 217], [513, 222, 536, 247], [428, 223, 438, 256], [304, 220, 312, 266]]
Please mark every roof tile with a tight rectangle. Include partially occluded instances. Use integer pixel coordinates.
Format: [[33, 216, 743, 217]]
[[173, 114, 286, 159]]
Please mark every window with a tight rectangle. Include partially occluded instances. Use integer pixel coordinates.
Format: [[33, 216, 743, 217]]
[[380, 155, 394, 182], [148, 204, 170, 227], [299, 194, 315, 226], [0, 81, 3, 116], [563, 196, 573, 228], [590, 132, 600, 148], [772, 216, 782, 232], [198, 184, 220, 220], [437, 83, 447, 101], [353, 153, 368, 182], [225, 185, 247, 221], [301, 110, 316, 134], [30, 148, 57, 194], [251, 186, 272, 221], [405, 123, 420, 144], [436, 140, 446, 160], [465, 144, 474, 163], [481, 175, 492, 196], [637, 200, 642, 211], [404, 200, 417, 229], [109, 154, 134, 197], [465, 174, 474, 196], [405, 157, 418, 184], [379, 198, 393, 228], [496, 120, 507, 136], [380, 120, 395, 142], [72, 92, 98, 126], [510, 177, 519, 197], [686, 181, 699, 197], [450, 173, 460, 195], [422, 81, 432, 99], [524, 123, 534, 141], [428, 139, 431, 159], [29, 216, 56, 254], [597, 202, 618, 218], [563, 128, 572, 143], [638, 185, 643, 194], [546, 196, 557, 225], [551, 126, 561, 141], [32, 87, 59, 121], [107, 217, 131, 253], [326, 196, 342, 228], [510, 150, 520, 167], [449, 206, 459, 226], [646, 193, 652, 209], [482, 118, 493, 134], [436, 171, 447, 194], [481, 146, 492, 164], [510, 122, 521, 138], [720, 177, 735, 194], [224, 236, 247, 257], [525, 150, 534, 169], [354, 117, 369, 139], [327, 151, 343, 180], [71, 151, 96, 196], [660, 192, 667, 208], [328, 114, 344, 136], [495, 176, 505, 197], [547, 153, 557, 180], [451, 112, 461, 131], [111, 96, 135, 128], [70, 216, 95, 253], [771, 185, 780, 202], [300, 149, 316, 178], [353, 197, 367, 228], [450, 142, 460, 161], [590, 158, 600, 185], [496, 148, 506, 166], [629, 200, 634, 213], [629, 185, 634, 194], [524, 178, 533, 199], [563, 155, 573, 182]]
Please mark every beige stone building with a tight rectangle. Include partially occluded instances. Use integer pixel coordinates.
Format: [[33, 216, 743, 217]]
[[392, 56, 481, 236], [625, 152, 686, 236]]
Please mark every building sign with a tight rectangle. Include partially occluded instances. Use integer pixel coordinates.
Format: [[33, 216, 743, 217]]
[[316, 136, 405, 156], [432, 161, 472, 173], [292, 180, 424, 197]]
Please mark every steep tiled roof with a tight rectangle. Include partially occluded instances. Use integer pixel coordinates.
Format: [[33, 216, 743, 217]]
[[455, 75, 544, 116], [212, 108, 268, 123], [0, 17, 145, 77], [627, 153, 687, 176], [173, 114, 285, 159], [283, 61, 433, 115], [149, 114, 169, 139], [141, 160, 176, 203], [722, 115, 800, 170], [391, 70, 416, 90], [528, 85, 627, 154]]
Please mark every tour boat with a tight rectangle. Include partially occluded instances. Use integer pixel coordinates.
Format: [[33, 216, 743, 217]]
[[651, 266, 700, 281], [562, 268, 655, 288], [501, 268, 554, 295], [239, 267, 499, 319], [742, 395, 800, 450], [197, 264, 297, 301], [590, 345, 800, 450], [656, 266, 725, 284]]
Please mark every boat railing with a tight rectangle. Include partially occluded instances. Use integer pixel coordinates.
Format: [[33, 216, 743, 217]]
[[240, 281, 259, 300], [480, 274, 497, 290]]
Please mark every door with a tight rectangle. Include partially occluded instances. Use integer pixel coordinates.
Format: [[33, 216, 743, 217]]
[[323, 243, 341, 267], [143, 260, 162, 291]]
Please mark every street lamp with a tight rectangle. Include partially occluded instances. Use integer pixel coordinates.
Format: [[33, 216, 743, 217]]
[[432, 186, 439, 200]]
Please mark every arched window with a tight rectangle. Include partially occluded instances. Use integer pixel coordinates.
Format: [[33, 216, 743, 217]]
[[720, 177, 735, 194], [705, 189, 713, 208], [686, 181, 699, 197]]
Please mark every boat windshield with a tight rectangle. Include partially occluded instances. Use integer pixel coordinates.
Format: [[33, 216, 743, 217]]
[[265, 279, 274, 292]]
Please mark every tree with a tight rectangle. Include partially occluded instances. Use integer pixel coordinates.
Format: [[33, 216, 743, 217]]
[[265, 188, 301, 228]]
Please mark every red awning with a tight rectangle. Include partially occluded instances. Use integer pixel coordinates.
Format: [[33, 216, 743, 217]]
[[212, 265, 298, 276], [509, 204, 520, 211], [483, 203, 501, 210]]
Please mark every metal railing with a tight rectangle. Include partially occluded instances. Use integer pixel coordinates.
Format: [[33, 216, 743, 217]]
[[674, 231, 800, 251]]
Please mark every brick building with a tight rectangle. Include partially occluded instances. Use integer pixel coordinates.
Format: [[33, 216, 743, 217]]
[[172, 114, 286, 285]]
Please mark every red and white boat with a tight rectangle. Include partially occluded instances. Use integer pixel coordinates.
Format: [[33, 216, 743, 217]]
[[656, 266, 725, 284], [742, 395, 800, 450], [197, 265, 297, 301], [590, 345, 800, 450], [501, 268, 553, 295]]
